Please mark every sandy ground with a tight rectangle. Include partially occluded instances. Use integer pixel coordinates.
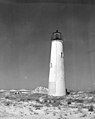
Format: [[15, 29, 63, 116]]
[[0, 103, 95, 119], [0, 89, 95, 119], [0, 107, 95, 119]]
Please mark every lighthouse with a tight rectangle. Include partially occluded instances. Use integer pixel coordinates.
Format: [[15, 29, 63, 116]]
[[48, 30, 66, 96]]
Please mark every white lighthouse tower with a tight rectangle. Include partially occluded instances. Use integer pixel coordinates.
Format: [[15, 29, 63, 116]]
[[48, 30, 66, 96]]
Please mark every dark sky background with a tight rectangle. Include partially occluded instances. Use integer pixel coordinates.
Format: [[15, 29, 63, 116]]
[[0, 1, 95, 91]]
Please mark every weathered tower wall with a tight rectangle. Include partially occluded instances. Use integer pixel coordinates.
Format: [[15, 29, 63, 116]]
[[48, 35, 66, 96]]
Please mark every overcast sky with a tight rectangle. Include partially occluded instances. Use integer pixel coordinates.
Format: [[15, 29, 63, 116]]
[[0, 2, 95, 91]]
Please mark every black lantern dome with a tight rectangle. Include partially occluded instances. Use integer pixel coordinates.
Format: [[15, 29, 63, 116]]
[[51, 30, 62, 41]]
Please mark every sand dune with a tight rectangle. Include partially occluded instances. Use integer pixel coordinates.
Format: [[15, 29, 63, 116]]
[[0, 87, 95, 119]]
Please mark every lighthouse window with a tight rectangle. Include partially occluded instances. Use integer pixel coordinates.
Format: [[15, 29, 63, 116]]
[[50, 63, 52, 68], [55, 34, 59, 39], [61, 52, 63, 58]]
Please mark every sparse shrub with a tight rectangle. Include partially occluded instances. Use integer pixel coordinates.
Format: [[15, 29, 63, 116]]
[[20, 97, 27, 102], [78, 105, 83, 113], [35, 107, 40, 110], [81, 114, 87, 117], [75, 99, 84, 103], [34, 105, 43, 110], [4, 101, 12, 106], [67, 99, 72, 105], [51, 100, 60, 107], [58, 106, 61, 110], [88, 105, 94, 112], [66, 89, 70, 95], [5, 94, 18, 100], [67, 100, 71, 105], [53, 112, 56, 116], [88, 98, 95, 103], [89, 91, 95, 94], [5, 96, 9, 99], [45, 103, 50, 107], [35, 99, 39, 102], [34, 112, 38, 115]]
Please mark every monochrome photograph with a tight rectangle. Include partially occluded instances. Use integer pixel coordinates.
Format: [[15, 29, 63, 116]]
[[0, 0, 95, 118]]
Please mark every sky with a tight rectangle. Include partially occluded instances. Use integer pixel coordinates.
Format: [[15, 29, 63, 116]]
[[0, 1, 95, 91]]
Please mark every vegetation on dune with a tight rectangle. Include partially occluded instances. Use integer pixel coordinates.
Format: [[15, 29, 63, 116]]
[[1, 88, 95, 110], [3, 91, 66, 107], [4, 92, 47, 102], [88, 105, 94, 112]]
